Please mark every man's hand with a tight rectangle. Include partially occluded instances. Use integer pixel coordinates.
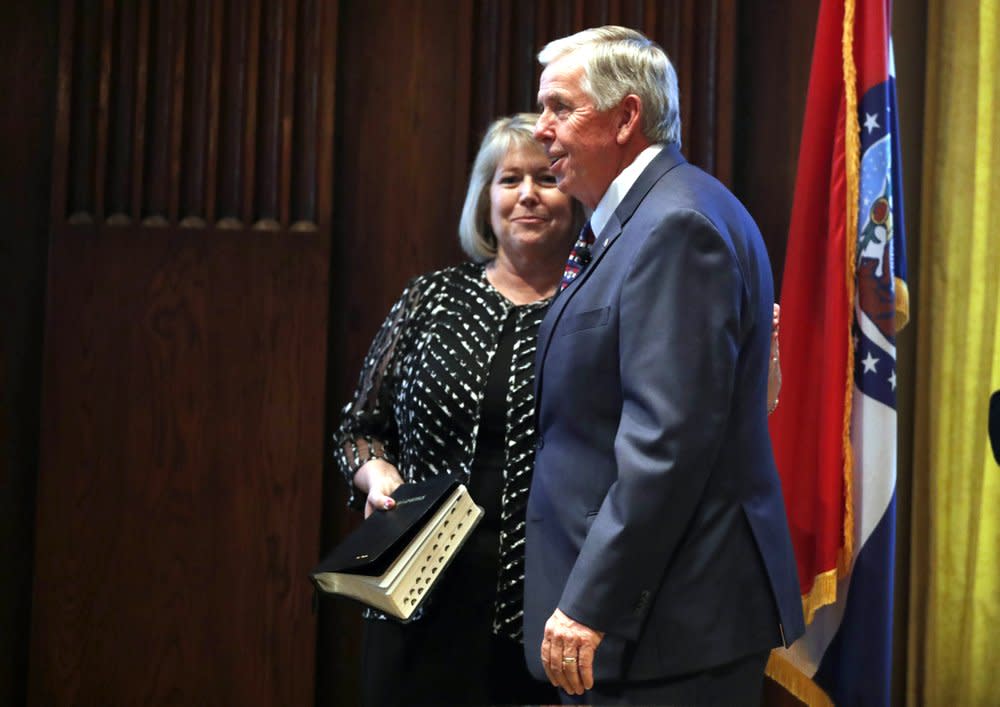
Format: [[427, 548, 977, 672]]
[[540, 608, 605, 695]]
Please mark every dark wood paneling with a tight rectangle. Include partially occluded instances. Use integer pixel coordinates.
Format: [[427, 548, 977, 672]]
[[130, 0, 151, 223], [649, 0, 739, 184], [321, 2, 475, 698], [733, 0, 821, 290], [143, 0, 176, 222], [332, 0, 474, 388], [67, 1, 99, 221], [53, 0, 331, 233], [0, 3, 60, 705], [291, 0, 320, 226], [106, 1, 137, 221], [30, 1, 337, 704], [241, 0, 262, 227], [30, 228, 328, 706], [472, 0, 738, 182], [217, 1, 248, 221], [180, 0, 213, 223], [255, 0, 285, 224]]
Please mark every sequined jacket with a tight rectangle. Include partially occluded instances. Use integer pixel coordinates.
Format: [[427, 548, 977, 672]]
[[333, 261, 550, 638]]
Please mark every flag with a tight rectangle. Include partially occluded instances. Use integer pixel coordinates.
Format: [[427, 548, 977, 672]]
[[765, 0, 910, 704]]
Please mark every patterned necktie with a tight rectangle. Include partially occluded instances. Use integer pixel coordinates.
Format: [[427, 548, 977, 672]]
[[559, 221, 595, 291]]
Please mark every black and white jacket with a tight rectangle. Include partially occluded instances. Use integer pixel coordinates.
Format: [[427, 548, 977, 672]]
[[333, 261, 550, 638]]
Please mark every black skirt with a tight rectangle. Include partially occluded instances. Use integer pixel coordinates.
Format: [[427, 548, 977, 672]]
[[359, 523, 556, 707]]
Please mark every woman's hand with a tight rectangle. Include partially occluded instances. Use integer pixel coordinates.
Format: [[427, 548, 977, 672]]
[[352, 459, 405, 518], [768, 303, 782, 414]]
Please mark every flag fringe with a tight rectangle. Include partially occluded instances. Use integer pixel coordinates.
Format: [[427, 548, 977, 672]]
[[840, 0, 860, 580], [801, 567, 839, 624], [765, 651, 835, 707]]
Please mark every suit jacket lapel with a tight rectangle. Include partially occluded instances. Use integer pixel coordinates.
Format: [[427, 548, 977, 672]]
[[534, 144, 688, 410]]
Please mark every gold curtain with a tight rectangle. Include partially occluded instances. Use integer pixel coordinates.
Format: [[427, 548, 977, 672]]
[[908, 0, 1000, 704]]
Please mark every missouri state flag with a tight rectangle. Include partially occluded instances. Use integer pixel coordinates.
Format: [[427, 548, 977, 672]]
[[765, 0, 910, 704]]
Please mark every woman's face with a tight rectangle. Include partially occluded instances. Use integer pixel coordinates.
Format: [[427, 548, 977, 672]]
[[489, 143, 574, 259]]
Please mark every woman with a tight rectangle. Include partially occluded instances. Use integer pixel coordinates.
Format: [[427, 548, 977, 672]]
[[334, 114, 784, 706], [334, 114, 574, 706]]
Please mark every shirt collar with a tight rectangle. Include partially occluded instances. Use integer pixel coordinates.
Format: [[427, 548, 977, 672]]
[[588, 144, 665, 238]]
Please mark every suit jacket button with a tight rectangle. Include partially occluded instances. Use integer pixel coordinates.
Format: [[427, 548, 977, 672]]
[[535, 436, 544, 450]]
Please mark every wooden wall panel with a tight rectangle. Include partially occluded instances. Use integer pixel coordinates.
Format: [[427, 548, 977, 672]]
[[331, 0, 474, 394], [472, 0, 737, 182], [31, 228, 329, 706], [30, 1, 337, 704], [0, 2, 60, 705], [733, 0, 821, 290], [320, 2, 475, 695], [57, 0, 332, 232]]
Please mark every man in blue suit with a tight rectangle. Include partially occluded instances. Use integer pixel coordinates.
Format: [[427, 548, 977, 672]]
[[524, 26, 805, 705]]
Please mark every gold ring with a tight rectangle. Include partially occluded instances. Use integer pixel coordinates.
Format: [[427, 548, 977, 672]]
[[562, 656, 577, 664]]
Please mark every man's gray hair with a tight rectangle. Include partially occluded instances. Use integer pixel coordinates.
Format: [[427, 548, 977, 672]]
[[538, 25, 681, 146], [458, 114, 544, 262]]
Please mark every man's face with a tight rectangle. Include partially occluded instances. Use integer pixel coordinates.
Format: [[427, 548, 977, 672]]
[[534, 54, 623, 210]]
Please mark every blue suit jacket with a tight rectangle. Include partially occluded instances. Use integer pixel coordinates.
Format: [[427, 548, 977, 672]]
[[524, 145, 805, 682]]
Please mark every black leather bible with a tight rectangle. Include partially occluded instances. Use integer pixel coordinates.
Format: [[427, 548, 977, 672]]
[[310, 475, 483, 619]]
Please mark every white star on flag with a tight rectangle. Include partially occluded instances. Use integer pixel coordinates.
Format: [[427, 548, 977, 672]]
[[864, 112, 880, 133], [889, 370, 897, 390], [861, 351, 879, 373]]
